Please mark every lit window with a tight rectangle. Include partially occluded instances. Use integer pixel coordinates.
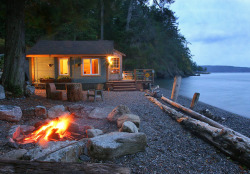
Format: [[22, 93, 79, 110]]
[[110, 57, 120, 74], [82, 58, 99, 75], [59, 58, 69, 75]]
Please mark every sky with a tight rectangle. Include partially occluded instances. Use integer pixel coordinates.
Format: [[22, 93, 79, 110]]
[[169, 0, 250, 67]]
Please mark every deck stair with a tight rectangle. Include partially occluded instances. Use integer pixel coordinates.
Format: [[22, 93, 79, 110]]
[[106, 81, 137, 91]]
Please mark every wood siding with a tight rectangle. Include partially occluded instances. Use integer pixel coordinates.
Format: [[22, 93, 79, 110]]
[[33, 56, 55, 82]]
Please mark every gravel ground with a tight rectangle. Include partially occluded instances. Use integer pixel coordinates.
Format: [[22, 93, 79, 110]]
[[0, 89, 249, 173]]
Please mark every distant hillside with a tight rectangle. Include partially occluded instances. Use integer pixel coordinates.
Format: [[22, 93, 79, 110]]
[[202, 65, 250, 72]]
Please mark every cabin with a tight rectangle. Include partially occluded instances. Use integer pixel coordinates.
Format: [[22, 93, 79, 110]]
[[26, 40, 154, 91]]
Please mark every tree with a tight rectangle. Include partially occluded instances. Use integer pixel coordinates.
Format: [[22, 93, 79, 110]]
[[2, 0, 26, 96]]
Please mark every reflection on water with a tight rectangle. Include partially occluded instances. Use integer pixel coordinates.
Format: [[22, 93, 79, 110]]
[[155, 73, 250, 118]]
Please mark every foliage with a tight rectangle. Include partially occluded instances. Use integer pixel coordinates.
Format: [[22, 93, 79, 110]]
[[57, 76, 71, 80], [40, 76, 54, 80], [0, 0, 197, 78]]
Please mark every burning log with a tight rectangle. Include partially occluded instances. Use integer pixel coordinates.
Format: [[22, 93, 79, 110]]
[[146, 96, 250, 167], [0, 160, 130, 174]]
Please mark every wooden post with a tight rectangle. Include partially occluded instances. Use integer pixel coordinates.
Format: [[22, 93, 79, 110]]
[[190, 93, 200, 109], [171, 76, 182, 101], [134, 69, 137, 82]]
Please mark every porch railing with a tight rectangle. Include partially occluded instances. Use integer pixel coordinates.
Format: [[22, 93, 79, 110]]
[[123, 69, 154, 83]]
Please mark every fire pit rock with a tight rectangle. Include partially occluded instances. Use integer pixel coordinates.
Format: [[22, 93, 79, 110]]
[[66, 104, 88, 118], [117, 114, 140, 128], [35, 106, 47, 117], [0, 105, 22, 122], [107, 105, 131, 122], [88, 107, 114, 119], [22, 107, 35, 117], [24, 139, 87, 162], [48, 105, 69, 119], [87, 132, 146, 159], [0, 149, 27, 160], [87, 129, 103, 138], [8, 125, 35, 142], [119, 121, 138, 133]]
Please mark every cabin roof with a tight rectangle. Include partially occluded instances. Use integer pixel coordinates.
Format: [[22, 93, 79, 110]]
[[26, 40, 118, 55]]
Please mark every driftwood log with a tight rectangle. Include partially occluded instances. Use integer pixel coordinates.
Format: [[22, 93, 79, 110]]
[[0, 160, 130, 174], [146, 95, 250, 167], [66, 83, 83, 102]]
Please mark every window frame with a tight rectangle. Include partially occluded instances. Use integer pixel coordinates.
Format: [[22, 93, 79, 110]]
[[81, 58, 100, 76], [110, 57, 120, 74], [58, 57, 70, 76]]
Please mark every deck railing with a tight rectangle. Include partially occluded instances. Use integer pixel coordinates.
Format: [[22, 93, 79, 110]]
[[123, 69, 154, 83]]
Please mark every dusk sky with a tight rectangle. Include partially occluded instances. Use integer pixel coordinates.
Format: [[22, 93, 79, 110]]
[[170, 0, 250, 67]]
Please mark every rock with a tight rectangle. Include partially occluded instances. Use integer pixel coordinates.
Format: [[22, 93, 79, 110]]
[[87, 132, 147, 159], [83, 125, 94, 132], [107, 105, 131, 122], [8, 125, 21, 140], [87, 129, 103, 138], [48, 105, 69, 119], [79, 154, 91, 162], [0, 85, 5, 99], [66, 104, 87, 118], [88, 107, 114, 119], [22, 107, 35, 117], [119, 121, 138, 133], [0, 149, 27, 160], [117, 114, 140, 128], [20, 125, 35, 134], [25, 85, 35, 97], [35, 106, 47, 117], [24, 140, 87, 162], [0, 105, 22, 122]]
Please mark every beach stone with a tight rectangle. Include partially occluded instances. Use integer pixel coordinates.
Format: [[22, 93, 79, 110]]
[[107, 105, 131, 122], [48, 105, 69, 119], [119, 121, 138, 133], [35, 106, 47, 117], [25, 85, 35, 97], [22, 107, 35, 117], [0, 149, 27, 160], [117, 114, 140, 128], [87, 132, 146, 159], [88, 107, 114, 119], [0, 85, 5, 99], [24, 140, 87, 162], [0, 105, 22, 122], [87, 129, 103, 138]]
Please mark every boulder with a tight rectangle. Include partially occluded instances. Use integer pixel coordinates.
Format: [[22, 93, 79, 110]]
[[0, 149, 27, 160], [119, 121, 138, 133], [24, 140, 87, 162], [35, 106, 47, 117], [87, 129, 103, 138], [88, 107, 114, 119], [0, 85, 5, 99], [0, 105, 22, 122], [66, 104, 91, 118], [117, 114, 140, 128], [87, 132, 146, 159], [107, 105, 131, 122], [48, 105, 69, 119], [22, 107, 35, 117], [25, 85, 35, 97]]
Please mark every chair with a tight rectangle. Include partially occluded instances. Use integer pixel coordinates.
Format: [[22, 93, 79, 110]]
[[46, 83, 63, 100], [87, 84, 104, 102]]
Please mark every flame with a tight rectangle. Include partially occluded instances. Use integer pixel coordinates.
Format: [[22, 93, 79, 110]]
[[20, 114, 73, 146], [108, 56, 113, 65]]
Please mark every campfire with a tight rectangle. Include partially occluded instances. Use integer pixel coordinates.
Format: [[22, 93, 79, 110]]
[[13, 114, 85, 147]]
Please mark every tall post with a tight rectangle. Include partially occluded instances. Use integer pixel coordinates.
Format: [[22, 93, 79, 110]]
[[171, 76, 182, 102], [190, 93, 200, 109]]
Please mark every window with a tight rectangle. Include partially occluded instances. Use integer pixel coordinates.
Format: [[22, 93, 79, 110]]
[[59, 58, 69, 75], [110, 57, 120, 74], [82, 58, 99, 75]]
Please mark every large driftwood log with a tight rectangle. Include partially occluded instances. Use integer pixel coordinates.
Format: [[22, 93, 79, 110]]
[[66, 83, 83, 102], [0, 160, 130, 174], [146, 96, 250, 167]]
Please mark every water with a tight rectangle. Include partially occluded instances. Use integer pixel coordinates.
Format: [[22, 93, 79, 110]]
[[155, 73, 250, 118]]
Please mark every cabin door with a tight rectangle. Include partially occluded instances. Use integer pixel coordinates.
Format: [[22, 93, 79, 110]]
[[108, 57, 122, 81]]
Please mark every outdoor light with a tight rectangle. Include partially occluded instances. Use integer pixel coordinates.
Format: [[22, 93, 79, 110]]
[[48, 64, 54, 67], [107, 56, 113, 65]]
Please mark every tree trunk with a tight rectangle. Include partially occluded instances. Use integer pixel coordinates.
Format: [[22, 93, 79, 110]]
[[0, 160, 130, 174], [100, 0, 104, 40], [66, 83, 83, 102], [126, 0, 133, 31], [2, 0, 26, 96]]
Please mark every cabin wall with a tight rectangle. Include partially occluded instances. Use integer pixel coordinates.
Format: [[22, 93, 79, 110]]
[[33, 56, 55, 82]]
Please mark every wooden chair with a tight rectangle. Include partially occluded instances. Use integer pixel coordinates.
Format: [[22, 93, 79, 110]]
[[87, 84, 104, 102], [46, 83, 63, 100]]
